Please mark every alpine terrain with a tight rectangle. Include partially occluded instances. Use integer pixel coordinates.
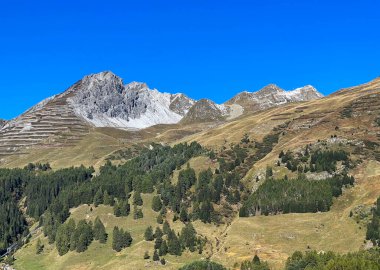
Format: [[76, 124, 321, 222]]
[[0, 72, 380, 270]]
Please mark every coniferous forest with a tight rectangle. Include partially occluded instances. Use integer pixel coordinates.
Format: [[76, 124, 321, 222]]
[[0, 136, 378, 270]]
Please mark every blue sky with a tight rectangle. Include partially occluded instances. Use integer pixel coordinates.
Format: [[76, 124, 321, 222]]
[[0, 0, 379, 120]]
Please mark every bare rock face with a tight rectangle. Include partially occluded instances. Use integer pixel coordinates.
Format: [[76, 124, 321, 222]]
[[0, 70, 325, 157], [227, 84, 323, 112], [67, 71, 195, 129]]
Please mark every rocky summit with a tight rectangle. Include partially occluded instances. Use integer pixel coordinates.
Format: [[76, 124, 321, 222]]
[[0, 71, 323, 157], [226, 84, 323, 111], [0, 73, 380, 270]]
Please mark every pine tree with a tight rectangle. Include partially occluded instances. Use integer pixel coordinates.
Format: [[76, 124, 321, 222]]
[[93, 188, 103, 207], [120, 200, 131, 216], [103, 190, 112, 205], [144, 226, 154, 241], [133, 206, 143, 219], [75, 220, 93, 253], [55, 219, 76, 256], [112, 226, 122, 252], [76, 234, 88, 252], [180, 222, 197, 252], [153, 249, 160, 261], [179, 205, 189, 222], [159, 240, 168, 256], [154, 227, 163, 239], [152, 195, 162, 212], [167, 230, 182, 256], [56, 223, 72, 256], [112, 226, 133, 252], [114, 203, 121, 217], [160, 258, 166, 265], [253, 254, 261, 264], [199, 201, 213, 223], [157, 214, 164, 224], [155, 235, 163, 250], [93, 217, 107, 243], [133, 191, 143, 206], [163, 220, 171, 235]]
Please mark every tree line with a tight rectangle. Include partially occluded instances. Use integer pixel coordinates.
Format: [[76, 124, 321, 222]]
[[240, 174, 354, 217]]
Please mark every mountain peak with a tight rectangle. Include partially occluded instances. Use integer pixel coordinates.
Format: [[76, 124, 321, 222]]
[[256, 84, 285, 96], [86, 71, 119, 81], [289, 85, 323, 99], [226, 83, 322, 111], [181, 98, 226, 124]]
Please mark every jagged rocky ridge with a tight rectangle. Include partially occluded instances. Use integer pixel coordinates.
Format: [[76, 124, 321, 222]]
[[67, 72, 195, 129], [226, 84, 323, 112], [0, 71, 323, 156]]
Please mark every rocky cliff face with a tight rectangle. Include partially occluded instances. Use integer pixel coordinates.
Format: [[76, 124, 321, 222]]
[[227, 84, 323, 111], [67, 71, 195, 129], [0, 71, 325, 157]]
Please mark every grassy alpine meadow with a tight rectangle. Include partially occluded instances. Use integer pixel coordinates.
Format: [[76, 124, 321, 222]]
[[12, 160, 380, 270]]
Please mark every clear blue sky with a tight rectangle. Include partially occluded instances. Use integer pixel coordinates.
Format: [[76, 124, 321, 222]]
[[1, 0, 379, 120]]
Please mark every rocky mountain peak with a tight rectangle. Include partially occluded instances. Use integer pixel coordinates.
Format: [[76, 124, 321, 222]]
[[64, 72, 196, 129], [181, 98, 226, 124], [290, 85, 323, 100], [226, 83, 323, 112], [256, 84, 285, 96]]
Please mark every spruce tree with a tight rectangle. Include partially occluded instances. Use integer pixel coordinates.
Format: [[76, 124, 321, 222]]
[[157, 214, 164, 224], [56, 223, 73, 256], [152, 195, 162, 212], [159, 240, 168, 256], [114, 204, 121, 217], [163, 220, 171, 235], [112, 226, 122, 252], [133, 206, 143, 219], [120, 200, 130, 216], [179, 205, 189, 222], [75, 220, 93, 253], [155, 235, 163, 250], [167, 230, 182, 256], [93, 188, 103, 207], [133, 191, 143, 206], [180, 222, 197, 252], [103, 190, 112, 205], [93, 217, 107, 243], [153, 249, 160, 261], [199, 201, 213, 223], [154, 227, 163, 239], [144, 226, 154, 241]]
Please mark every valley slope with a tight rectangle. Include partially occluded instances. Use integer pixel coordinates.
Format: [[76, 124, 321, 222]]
[[1, 75, 380, 270]]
